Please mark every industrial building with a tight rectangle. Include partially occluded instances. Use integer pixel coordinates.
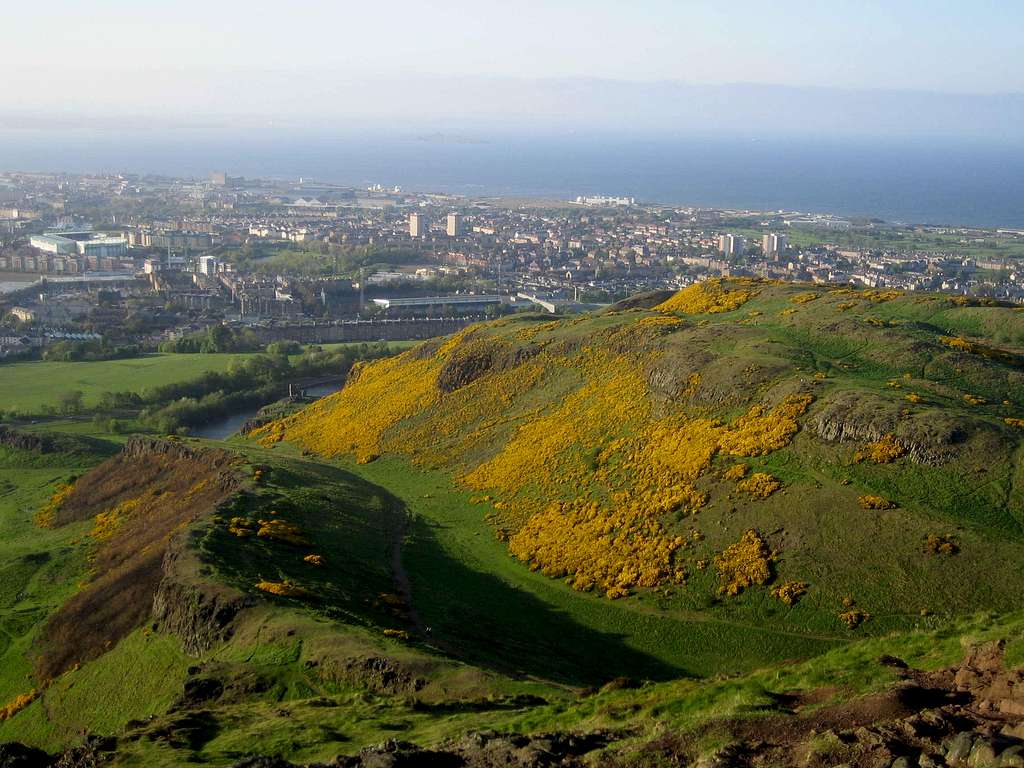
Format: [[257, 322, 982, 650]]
[[30, 231, 127, 259], [371, 294, 503, 315]]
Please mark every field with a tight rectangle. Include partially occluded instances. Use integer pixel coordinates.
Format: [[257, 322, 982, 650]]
[[0, 353, 260, 415], [0, 342, 418, 418]]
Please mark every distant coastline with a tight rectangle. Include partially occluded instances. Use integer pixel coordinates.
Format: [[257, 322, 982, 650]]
[[2, 132, 1023, 229]]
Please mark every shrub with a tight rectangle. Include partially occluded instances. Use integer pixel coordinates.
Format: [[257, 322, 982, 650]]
[[853, 434, 906, 464], [737, 472, 781, 498], [722, 464, 748, 481], [791, 292, 819, 304], [35, 483, 74, 528], [654, 279, 756, 314], [0, 690, 38, 721], [714, 529, 774, 597], [771, 580, 808, 606], [839, 608, 870, 629], [858, 495, 896, 510], [924, 534, 959, 556], [256, 519, 309, 546], [255, 580, 308, 598]]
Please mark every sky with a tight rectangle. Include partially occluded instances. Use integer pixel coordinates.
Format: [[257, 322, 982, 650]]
[[1, 0, 1022, 133]]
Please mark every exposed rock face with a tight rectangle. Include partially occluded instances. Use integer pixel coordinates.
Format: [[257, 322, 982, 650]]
[[436, 339, 539, 394], [226, 730, 620, 768], [316, 656, 427, 696], [809, 391, 992, 464], [0, 736, 115, 768], [151, 545, 253, 656], [0, 426, 52, 454], [679, 640, 1024, 768], [0, 742, 51, 767]]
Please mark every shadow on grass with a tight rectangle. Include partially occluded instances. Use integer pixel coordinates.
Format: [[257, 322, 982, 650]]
[[203, 456, 682, 687], [402, 511, 682, 686]]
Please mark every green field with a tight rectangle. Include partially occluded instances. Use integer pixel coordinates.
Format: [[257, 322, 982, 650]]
[[0, 353, 260, 415], [0, 342, 418, 418]]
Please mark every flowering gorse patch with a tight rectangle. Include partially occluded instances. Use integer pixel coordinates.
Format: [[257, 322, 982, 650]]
[[654, 279, 756, 314], [714, 529, 774, 596], [853, 434, 906, 464]]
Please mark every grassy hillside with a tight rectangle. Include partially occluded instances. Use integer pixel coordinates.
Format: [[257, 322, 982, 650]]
[[7, 280, 1024, 765], [253, 279, 1024, 647]]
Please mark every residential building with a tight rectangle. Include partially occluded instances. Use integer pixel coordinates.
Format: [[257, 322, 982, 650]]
[[718, 234, 746, 256], [446, 213, 464, 237], [762, 233, 787, 259]]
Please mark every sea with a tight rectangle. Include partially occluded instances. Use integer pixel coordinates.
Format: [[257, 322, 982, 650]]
[[1, 130, 1023, 229]]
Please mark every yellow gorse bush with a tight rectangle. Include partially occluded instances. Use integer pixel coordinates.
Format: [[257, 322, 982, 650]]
[[255, 519, 309, 546], [839, 607, 870, 629], [92, 498, 142, 541], [0, 689, 38, 721], [714, 529, 774, 596], [255, 580, 308, 598], [654, 279, 756, 314], [737, 472, 782, 498], [254, 351, 441, 463], [771, 580, 808, 606], [722, 464, 748, 481], [718, 394, 814, 457], [791, 292, 819, 304], [35, 482, 74, 529], [853, 434, 906, 464], [858, 494, 896, 510]]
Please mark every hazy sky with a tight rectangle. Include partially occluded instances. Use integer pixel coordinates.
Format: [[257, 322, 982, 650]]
[[2, 0, 1022, 127]]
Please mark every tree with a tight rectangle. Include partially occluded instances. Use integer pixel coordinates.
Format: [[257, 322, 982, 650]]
[[203, 324, 234, 353], [58, 390, 85, 416]]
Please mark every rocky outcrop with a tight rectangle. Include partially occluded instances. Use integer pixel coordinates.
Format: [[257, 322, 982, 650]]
[[226, 730, 620, 768], [0, 736, 115, 768], [315, 655, 428, 696], [151, 545, 253, 656], [809, 391, 988, 464], [436, 338, 540, 394], [0, 426, 52, 454], [684, 640, 1024, 768]]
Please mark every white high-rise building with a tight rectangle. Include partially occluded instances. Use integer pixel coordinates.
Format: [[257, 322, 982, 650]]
[[199, 255, 220, 276], [409, 213, 426, 238], [446, 213, 463, 237], [762, 233, 787, 259], [718, 234, 746, 257]]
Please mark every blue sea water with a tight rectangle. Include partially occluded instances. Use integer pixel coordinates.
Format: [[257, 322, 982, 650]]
[[1, 129, 1022, 228]]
